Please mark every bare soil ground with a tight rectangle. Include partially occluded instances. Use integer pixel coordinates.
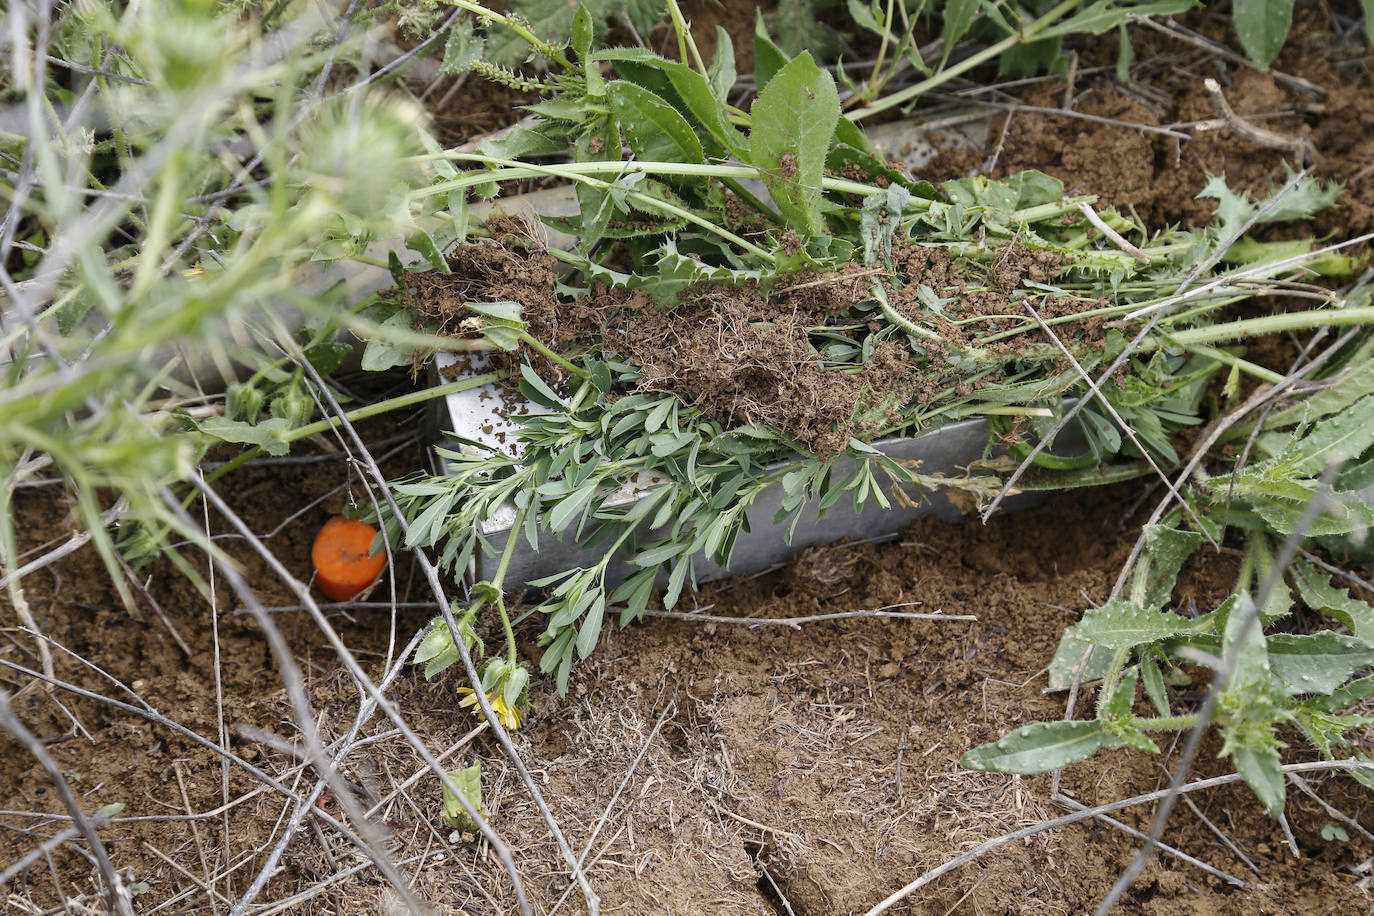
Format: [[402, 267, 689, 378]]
[[5, 8, 1374, 916]]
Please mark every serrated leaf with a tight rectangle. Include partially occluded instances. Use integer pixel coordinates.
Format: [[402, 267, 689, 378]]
[[1073, 599, 1196, 650], [961, 720, 1118, 774], [1233, 0, 1295, 69], [608, 81, 705, 164], [440, 19, 485, 75], [1266, 632, 1374, 696], [749, 51, 839, 237], [1221, 593, 1270, 689], [1291, 563, 1374, 641]]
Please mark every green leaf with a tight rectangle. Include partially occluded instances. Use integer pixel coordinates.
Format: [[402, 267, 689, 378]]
[[1233, 0, 1295, 69], [1290, 562, 1374, 641], [196, 416, 291, 456], [1366, 0, 1374, 45], [1039, 0, 1198, 40], [547, 484, 597, 534], [597, 50, 750, 159], [360, 311, 417, 371], [1266, 632, 1374, 696], [1131, 524, 1204, 611], [576, 593, 605, 659], [1073, 599, 1196, 650], [441, 762, 483, 831], [752, 9, 790, 89], [1141, 655, 1172, 716], [707, 26, 736, 100], [749, 51, 839, 237], [440, 19, 485, 75], [941, 0, 980, 55], [519, 364, 566, 410], [608, 81, 705, 165], [1231, 744, 1285, 816], [1104, 667, 1139, 719], [962, 720, 1119, 774]]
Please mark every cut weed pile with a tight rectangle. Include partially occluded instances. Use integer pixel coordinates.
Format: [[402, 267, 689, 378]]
[[7, 0, 1374, 914]]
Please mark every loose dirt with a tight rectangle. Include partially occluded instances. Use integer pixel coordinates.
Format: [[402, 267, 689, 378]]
[[6, 9, 1374, 916], [923, 8, 1374, 242], [5, 468, 1372, 914]]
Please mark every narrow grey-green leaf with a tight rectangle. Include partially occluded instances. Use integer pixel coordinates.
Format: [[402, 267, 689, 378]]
[[749, 51, 839, 237], [576, 593, 605, 659], [962, 720, 1117, 774]]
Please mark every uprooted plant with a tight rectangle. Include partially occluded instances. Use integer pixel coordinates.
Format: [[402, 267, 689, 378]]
[[371, 1, 1374, 817]]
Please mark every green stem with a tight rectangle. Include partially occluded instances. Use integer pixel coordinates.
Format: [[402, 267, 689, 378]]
[[1146, 307, 1374, 349], [446, 0, 573, 69], [521, 332, 589, 380], [850, 0, 1087, 120], [204, 370, 505, 484], [1130, 714, 1200, 731], [1183, 344, 1285, 385], [665, 0, 709, 75], [491, 504, 528, 664]]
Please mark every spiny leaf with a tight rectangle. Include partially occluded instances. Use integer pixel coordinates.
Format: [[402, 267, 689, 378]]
[[1072, 598, 1197, 650]]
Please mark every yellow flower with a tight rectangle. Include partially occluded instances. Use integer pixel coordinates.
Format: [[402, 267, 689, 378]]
[[457, 687, 522, 730]]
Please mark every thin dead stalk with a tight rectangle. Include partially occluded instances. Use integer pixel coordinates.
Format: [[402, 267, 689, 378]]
[[863, 759, 1374, 915], [1200, 78, 1318, 165]]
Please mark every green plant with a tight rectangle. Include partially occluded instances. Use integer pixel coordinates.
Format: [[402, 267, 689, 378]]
[[384, 2, 1372, 740], [963, 324, 1374, 814]]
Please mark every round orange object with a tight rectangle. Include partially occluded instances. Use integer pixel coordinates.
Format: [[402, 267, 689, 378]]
[[311, 516, 387, 601]]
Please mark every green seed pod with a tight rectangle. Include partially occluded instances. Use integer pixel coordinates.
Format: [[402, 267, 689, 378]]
[[271, 385, 314, 428]]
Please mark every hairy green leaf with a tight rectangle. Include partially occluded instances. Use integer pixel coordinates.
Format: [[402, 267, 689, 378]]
[[962, 720, 1119, 774], [749, 51, 839, 236]]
